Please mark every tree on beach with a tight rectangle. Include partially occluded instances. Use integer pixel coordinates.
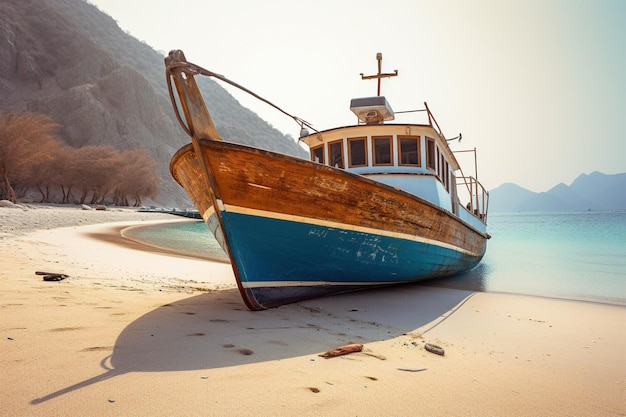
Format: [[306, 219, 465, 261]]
[[64, 146, 159, 206], [19, 143, 65, 202], [0, 111, 160, 205], [49, 149, 75, 204], [112, 149, 159, 207], [67, 145, 121, 205], [0, 111, 61, 203]]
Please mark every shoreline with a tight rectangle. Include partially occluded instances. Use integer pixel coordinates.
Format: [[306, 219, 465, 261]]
[[1, 205, 624, 416], [120, 222, 231, 264], [122, 225, 626, 308], [118, 223, 626, 307]]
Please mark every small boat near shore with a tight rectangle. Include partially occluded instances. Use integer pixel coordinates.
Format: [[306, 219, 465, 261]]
[[164, 50, 490, 310]]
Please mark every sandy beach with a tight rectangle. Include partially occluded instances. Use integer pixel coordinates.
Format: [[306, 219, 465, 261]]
[[1, 204, 624, 416]]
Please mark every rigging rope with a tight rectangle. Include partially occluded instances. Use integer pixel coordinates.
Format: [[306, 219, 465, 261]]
[[166, 60, 317, 137]]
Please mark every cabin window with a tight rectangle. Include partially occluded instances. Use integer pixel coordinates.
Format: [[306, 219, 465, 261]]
[[450, 172, 457, 213], [373, 136, 393, 165], [398, 136, 420, 166], [439, 152, 445, 182], [426, 137, 436, 171], [348, 137, 368, 167], [311, 145, 324, 164], [329, 140, 344, 168], [444, 161, 450, 191]]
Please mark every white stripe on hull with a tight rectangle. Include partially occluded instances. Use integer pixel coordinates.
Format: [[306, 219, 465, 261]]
[[242, 280, 405, 288]]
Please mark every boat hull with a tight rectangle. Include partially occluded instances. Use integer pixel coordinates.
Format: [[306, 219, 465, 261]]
[[171, 139, 488, 310]]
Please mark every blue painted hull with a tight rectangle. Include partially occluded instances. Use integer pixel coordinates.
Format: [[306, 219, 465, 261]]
[[220, 211, 483, 308], [171, 139, 489, 310]]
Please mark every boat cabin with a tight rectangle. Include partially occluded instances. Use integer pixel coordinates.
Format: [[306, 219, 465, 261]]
[[299, 96, 488, 232]]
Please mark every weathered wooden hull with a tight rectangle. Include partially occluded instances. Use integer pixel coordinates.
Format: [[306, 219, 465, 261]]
[[171, 139, 488, 310]]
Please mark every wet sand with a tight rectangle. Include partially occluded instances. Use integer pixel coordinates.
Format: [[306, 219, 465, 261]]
[[1, 204, 624, 416]]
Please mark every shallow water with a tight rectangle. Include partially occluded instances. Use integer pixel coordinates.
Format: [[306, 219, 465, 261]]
[[428, 211, 626, 305], [124, 220, 228, 261], [124, 211, 626, 305]]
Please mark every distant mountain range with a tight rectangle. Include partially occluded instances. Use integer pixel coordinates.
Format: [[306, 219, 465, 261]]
[[489, 171, 626, 212]]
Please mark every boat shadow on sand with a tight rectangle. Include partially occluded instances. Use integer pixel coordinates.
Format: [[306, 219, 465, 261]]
[[31, 283, 474, 404]]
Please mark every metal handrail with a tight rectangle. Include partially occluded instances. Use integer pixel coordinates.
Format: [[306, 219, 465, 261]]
[[423, 102, 445, 139], [457, 175, 489, 223]]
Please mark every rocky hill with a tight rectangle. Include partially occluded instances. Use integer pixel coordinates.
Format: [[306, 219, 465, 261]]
[[0, 0, 307, 207], [489, 172, 626, 212]]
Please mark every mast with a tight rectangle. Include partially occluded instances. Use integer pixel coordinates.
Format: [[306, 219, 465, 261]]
[[360, 52, 398, 96]]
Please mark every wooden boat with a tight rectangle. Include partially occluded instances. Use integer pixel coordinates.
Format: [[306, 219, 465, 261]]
[[165, 50, 490, 310]]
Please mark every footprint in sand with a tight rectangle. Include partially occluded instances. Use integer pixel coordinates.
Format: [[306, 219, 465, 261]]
[[222, 344, 255, 355], [81, 346, 113, 352], [49, 327, 84, 332], [267, 340, 288, 346]]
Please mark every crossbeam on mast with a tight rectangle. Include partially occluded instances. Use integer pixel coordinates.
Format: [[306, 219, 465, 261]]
[[360, 52, 398, 96]]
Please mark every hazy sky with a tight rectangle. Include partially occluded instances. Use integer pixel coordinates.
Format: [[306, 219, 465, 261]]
[[90, 0, 625, 192]]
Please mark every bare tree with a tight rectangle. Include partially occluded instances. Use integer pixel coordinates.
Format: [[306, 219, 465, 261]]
[[114, 149, 159, 206], [20, 143, 66, 202], [1, 111, 160, 205], [50, 150, 75, 204], [0, 111, 60, 203], [60, 145, 118, 204]]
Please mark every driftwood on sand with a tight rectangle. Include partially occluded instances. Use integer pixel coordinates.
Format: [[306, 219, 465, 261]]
[[319, 343, 364, 358]]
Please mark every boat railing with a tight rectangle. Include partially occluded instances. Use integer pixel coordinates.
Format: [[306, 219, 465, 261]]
[[393, 102, 446, 139], [457, 175, 489, 223], [423, 102, 446, 139]]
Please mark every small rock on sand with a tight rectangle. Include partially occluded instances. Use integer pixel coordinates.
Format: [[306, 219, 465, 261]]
[[0, 200, 17, 208]]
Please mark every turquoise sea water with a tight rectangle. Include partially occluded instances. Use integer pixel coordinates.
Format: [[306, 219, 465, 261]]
[[125, 211, 626, 305], [124, 221, 228, 261], [429, 211, 626, 306]]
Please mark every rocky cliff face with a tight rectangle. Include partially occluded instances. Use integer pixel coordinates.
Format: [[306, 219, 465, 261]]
[[0, 0, 306, 206]]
